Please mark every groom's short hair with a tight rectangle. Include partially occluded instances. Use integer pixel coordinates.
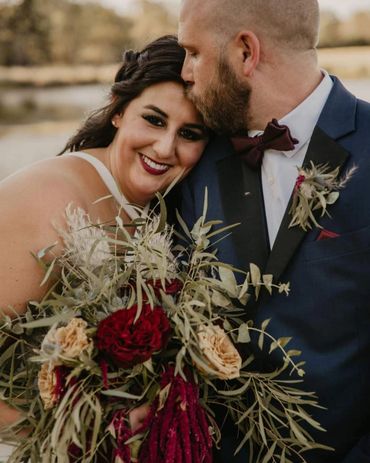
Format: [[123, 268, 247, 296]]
[[200, 0, 320, 52]]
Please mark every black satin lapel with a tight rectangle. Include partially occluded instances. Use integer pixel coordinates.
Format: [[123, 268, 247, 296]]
[[264, 127, 350, 281], [217, 155, 269, 272]]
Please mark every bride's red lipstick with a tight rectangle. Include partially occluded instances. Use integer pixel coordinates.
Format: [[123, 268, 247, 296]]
[[140, 154, 170, 176]]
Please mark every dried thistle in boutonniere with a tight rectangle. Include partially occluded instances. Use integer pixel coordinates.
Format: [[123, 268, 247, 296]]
[[289, 161, 357, 230]]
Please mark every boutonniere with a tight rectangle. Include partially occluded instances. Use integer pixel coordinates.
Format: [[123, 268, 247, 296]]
[[289, 161, 357, 231]]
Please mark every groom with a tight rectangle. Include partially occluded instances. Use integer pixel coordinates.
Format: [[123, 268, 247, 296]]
[[177, 0, 370, 462]]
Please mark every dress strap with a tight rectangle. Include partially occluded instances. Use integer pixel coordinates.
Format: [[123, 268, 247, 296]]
[[68, 151, 148, 220]]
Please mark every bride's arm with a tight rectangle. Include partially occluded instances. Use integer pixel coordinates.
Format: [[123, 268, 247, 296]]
[[0, 163, 81, 428], [0, 160, 87, 315], [0, 402, 23, 429]]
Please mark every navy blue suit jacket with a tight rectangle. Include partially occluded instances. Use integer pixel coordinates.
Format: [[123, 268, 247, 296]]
[[178, 77, 370, 462]]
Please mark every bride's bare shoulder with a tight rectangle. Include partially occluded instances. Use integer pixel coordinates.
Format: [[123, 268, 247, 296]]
[[0, 156, 88, 214], [0, 155, 90, 264], [0, 156, 89, 314]]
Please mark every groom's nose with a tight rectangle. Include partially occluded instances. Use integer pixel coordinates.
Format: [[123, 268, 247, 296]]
[[181, 55, 194, 85]]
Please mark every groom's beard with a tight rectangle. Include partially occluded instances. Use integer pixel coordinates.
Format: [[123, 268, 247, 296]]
[[186, 55, 251, 135]]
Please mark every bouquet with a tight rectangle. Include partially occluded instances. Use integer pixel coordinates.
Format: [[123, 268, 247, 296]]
[[0, 191, 330, 463]]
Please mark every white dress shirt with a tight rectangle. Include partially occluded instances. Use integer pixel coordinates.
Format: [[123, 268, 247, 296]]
[[248, 71, 334, 247]]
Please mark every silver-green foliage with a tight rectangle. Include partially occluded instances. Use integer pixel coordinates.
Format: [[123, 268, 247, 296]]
[[0, 190, 330, 462]]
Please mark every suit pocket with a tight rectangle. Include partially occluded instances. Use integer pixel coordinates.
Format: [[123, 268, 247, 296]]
[[301, 224, 370, 263]]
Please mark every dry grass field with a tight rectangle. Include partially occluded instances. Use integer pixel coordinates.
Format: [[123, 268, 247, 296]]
[[0, 46, 369, 87], [0, 64, 118, 86], [318, 46, 370, 78]]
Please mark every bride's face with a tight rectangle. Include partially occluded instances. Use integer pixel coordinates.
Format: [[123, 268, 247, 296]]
[[110, 81, 208, 206]]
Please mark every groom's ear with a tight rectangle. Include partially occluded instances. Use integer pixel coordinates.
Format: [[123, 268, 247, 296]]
[[235, 31, 260, 77]]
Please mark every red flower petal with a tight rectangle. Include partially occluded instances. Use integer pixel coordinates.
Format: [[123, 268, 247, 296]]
[[96, 304, 171, 368]]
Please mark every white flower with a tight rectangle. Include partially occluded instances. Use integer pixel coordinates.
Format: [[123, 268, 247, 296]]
[[58, 203, 111, 268], [299, 182, 315, 199], [133, 217, 178, 279]]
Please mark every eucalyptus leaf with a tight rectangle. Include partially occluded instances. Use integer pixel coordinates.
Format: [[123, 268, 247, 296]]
[[219, 266, 238, 295], [237, 323, 251, 343], [250, 263, 261, 287], [327, 191, 340, 204]]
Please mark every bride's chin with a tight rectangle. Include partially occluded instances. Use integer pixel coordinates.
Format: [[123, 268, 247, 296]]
[[133, 186, 161, 205]]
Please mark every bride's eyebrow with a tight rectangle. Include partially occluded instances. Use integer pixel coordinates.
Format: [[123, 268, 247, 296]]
[[144, 104, 207, 133], [144, 105, 167, 118]]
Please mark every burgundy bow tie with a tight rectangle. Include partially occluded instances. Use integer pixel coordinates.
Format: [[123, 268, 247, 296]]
[[231, 119, 299, 169]]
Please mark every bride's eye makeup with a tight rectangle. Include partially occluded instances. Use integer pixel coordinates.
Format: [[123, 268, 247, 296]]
[[142, 114, 165, 127], [142, 104, 208, 142], [142, 105, 168, 127], [179, 127, 206, 141]]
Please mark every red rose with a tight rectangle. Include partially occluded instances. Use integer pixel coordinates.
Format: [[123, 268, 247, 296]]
[[147, 278, 183, 297], [96, 304, 171, 368]]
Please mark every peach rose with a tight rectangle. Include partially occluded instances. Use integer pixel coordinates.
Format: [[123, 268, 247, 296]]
[[196, 324, 242, 380], [42, 318, 92, 361], [38, 363, 58, 410]]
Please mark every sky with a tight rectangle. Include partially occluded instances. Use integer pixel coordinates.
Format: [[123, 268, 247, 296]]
[[94, 0, 370, 18], [1, 0, 370, 18]]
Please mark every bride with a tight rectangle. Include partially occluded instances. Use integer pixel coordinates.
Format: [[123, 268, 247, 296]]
[[0, 35, 209, 431]]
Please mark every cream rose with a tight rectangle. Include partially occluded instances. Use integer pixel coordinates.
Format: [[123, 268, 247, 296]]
[[196, 324, 242, 380], [38, 363, 58, 410], [42, 318, 93, 361]]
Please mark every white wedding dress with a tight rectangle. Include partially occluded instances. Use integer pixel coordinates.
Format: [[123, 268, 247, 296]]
[[68, 151, 148, 220]]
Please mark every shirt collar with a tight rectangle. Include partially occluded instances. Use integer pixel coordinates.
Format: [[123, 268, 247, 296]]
[[279, 70, 333, 158], [248, 70, 333, 158]]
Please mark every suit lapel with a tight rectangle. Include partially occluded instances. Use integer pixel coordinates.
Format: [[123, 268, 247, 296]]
[[215, 77, 356, 281], [264, 126, 349, 281], [217, 155, 270, 272]]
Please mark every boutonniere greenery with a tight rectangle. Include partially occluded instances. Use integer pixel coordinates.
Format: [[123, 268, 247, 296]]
[[289, 161, 357, 231]]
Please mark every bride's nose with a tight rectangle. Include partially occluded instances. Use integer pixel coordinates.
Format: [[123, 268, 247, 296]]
[[153, 132, 176, 159]]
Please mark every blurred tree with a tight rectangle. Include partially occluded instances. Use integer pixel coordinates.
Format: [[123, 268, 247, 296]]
[[74, 4, 134, 64], [0, 3, 16, 65], [2, 0, 368, 66], [130, 0, 177, 47], [0, 0, 134, 65], [318, 11, 342, 48], [338, 11, 370, 46], [46, 1, 134, 64], [319, 9, 370, 48], [1, 0, 52, 65]]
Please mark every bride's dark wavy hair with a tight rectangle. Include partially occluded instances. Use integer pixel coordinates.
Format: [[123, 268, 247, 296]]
[[60, 35, 185, 154]]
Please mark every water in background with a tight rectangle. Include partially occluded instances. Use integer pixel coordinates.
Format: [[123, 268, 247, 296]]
[[0, 79, 370, 180], [0, 84, 109, 179]]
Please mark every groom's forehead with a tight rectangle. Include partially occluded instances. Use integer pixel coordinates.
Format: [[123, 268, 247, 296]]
[[178, 20, 211, 51], [178, 3, 199, 43], [179, 0, 215, 40], [179, 0, 211, 20]]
